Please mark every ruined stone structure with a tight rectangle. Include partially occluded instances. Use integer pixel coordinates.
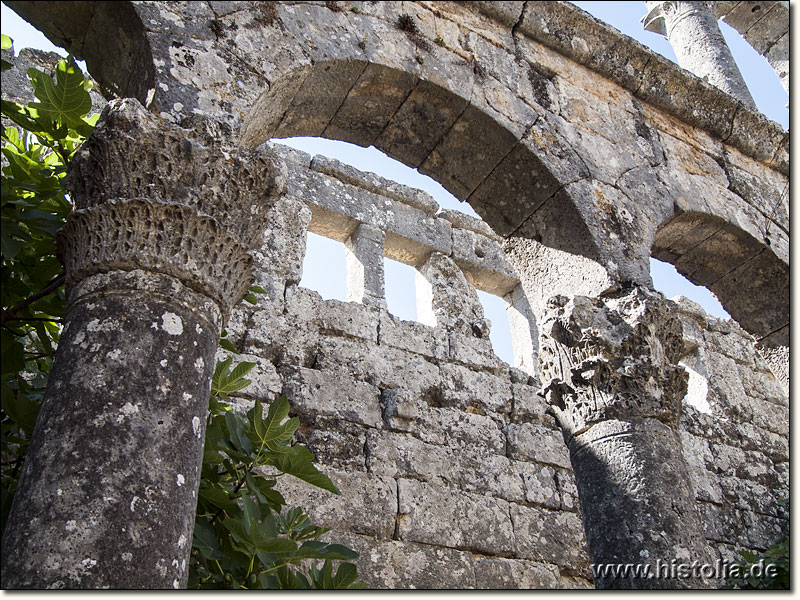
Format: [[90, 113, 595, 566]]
[[1, 1, 788, 590]]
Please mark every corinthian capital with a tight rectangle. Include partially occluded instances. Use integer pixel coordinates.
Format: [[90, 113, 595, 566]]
[[59, 99, 288, 317], [538, 288, 688, 442]]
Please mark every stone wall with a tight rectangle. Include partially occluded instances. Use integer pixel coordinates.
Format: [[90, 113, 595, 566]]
[[217, 144, 788, 588]]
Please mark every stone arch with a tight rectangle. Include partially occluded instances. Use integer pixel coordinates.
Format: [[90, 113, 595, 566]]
[[5, 0, 155, 102], [651, 209, 788, 347]]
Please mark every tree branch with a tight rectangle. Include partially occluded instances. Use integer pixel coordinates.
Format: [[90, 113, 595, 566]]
[[1, 274, 65, 326]]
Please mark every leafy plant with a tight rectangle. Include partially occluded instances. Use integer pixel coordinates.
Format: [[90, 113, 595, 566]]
[[1, 37, 97, 531], [189, 358, 364, 589]]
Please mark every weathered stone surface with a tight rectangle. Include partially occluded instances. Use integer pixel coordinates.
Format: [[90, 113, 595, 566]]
[[511, 504, 589, 570], [285, 286, 379, 342], [276, 469, 396, 538], [323, 530, 477, 589], [506, 423, 571, 469], [397, 479, 515, 555], [473, 557, 560, 589], [282, 366, 382, 428], [439, 363, 513, 416]]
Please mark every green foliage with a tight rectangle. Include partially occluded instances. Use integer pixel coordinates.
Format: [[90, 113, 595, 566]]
[[725, 499, 789, 589], [1, 44, 363, 589], [190, 359, 364, 589], [1, 45, 95, 532]]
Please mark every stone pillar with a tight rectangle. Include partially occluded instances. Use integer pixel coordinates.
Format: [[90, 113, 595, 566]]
[[345, 223, 387, 309], [538, 288, 712, 589], [503, 283, 539, 376], [416, 252, 488, 336], [643, 1, 756, 108], [1, 99, 287, 589]]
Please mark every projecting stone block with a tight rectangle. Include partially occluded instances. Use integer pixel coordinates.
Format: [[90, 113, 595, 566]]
[[474, 557, 560, 589], [397, 478, 515, 555], [282, 366, 382, 428], [275, 469, 396, 539], [511, 504, 589, 570], [510, 382, 550, 424], [506, 423, 571, 469], [450, 225, 519, 297]]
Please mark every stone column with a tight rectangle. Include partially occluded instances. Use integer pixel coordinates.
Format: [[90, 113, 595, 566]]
[[538, 288, 711, 589], [1, 99, 287, 589], [643, 1, 756, 108], [345, 223, 387, 309]]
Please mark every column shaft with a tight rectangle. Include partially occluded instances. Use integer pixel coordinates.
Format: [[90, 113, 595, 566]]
[[2, 272, 219, 588], [644, 1, 756, 108]]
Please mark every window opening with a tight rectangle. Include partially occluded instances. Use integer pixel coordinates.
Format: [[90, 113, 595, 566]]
[[650, 258, 729, 319], [299, 231, 347, 301], [383, 257, 418, 322], [476, 290, 514, 366]]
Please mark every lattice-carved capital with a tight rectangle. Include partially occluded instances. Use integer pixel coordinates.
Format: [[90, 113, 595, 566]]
[[59, 99, 287, 316], [538, 287, 688, 442]]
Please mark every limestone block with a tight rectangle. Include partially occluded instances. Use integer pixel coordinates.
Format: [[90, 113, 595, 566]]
[[223, 304, 255, 350], [519, 462, 560, 510], [737, 450, 783, 492], [252, 195, 312, 285], [415, 405, 506, 455], [510, 382, 550, 424], [748, 397, 788, 437], [554, 468, 580, 512], [397, 478, 515, 555], [742, 511, 787, 552], [463, 30, 534, 102], [275, 469, 396, 539], [697, 502, 747, 546], [448, 330, 506, 372], [292, 165, 452, 262], [378, 311, 448, 360], [379, 389, 420, 432], [374, 64, 473, 169], [285, 286, 379, 342], [282, 366, 382, 428], [721, 477, 784, 518], [439, 363, 513, 416], [366, 430, 525, 503], [506, 423, 571, 469], [321, 530, 477, 589], [511, 504, 589, 570], [296, 415, 368, 472], [418, 252, 485, 334], [310, 154, 439, 215], [473, 557, 560, 589], [345, 223, 387, 309], [244, 307, 318, 367], [314, 337, 442, 401]]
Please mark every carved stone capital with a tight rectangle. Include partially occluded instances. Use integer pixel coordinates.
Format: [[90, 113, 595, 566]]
[[643, 1, 715, 37], [57, 199, 252, 317], [60, 98, 288, 315], [538, 287, 688, 441]]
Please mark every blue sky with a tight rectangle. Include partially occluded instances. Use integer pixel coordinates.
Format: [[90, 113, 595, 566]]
[[2, 1, 787, 366]]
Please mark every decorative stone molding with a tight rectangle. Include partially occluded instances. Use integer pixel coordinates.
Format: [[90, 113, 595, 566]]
[[538, 287, 688, 442], [60, 98, 288, 316]]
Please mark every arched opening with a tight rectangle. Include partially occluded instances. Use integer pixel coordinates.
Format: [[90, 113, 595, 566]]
[[652, 210, 788, 348]]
